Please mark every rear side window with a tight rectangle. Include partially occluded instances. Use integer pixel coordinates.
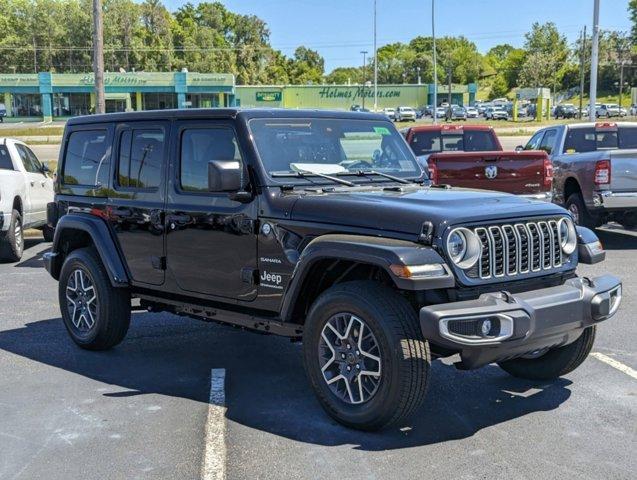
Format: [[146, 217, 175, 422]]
[[410, 131, 442, 155], [463, 131, 497, 151], [0, 145, 13, 170], [117, 129, 164, 189], [563, 128, 619, 153], [411, 130, 496, 155], [63, 130, 109, 186], [180, 128, 242, 192]]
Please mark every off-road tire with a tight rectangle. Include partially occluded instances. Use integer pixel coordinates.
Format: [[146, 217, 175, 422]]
[[566, 192, 600, 229], [0, 209, 23, 262], [303, 281, 430, 431], [42, 224, 55, 242], [59, 247, 130, 350], [498, 327, 596, 380]]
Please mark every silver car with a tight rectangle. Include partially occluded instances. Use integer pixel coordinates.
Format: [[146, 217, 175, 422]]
[[395, 106, 417, 122]]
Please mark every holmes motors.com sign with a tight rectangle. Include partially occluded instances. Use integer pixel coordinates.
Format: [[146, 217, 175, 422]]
[[317, 86, 401, 102]]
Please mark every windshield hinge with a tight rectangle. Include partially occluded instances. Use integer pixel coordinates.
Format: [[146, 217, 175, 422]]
[[418, 221, 434, 245]]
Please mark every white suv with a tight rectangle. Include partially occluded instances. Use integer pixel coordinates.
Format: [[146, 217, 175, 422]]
[[395, 106, 417, 122], [0, 138, 54, 261]]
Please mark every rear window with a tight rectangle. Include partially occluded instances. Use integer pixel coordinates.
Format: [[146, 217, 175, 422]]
[[0, 145, 13, 170], [410, 130, 497, 155], [562, 127, 637, 153], [63, 130, 110, 186]]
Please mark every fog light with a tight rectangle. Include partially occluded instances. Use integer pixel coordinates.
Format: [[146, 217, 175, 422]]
[[481, 319, 492, 337]]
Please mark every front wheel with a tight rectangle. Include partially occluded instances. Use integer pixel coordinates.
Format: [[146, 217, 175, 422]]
[[303, 281, 430, 431], [498, 327, 596, 380], [59, 247, 131, 350]]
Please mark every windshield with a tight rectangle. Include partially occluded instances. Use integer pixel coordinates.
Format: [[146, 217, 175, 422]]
[[249, 118, 423, 181]]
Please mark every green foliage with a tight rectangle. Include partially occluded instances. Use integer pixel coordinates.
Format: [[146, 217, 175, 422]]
[[630, 0, 637, 44], [0, 0, 326, 85]]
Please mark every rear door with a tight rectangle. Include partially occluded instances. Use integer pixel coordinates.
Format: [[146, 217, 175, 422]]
[[109, 121, 169, 286], [14, 143, 48, 225]]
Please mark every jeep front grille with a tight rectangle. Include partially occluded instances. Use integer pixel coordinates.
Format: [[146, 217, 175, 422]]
[[470, 220, 562, 280]]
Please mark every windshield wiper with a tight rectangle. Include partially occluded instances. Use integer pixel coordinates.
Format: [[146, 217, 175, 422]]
[[271, 170, 355, 187], [338, 170, 412, 184]]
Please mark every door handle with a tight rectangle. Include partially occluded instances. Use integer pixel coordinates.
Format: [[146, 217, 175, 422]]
[[40, 181, 46, 187], [30, 181, 35, 187]]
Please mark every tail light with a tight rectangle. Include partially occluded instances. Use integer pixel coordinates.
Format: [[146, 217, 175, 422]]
[[594, 160, 611, 185], [428, 160, 438, 184], [543, 157, 553, 188]]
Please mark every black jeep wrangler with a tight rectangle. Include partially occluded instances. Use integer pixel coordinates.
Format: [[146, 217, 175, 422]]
[[44, 109, 622, 430]]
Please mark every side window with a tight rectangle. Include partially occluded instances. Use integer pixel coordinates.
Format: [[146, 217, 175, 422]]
[[15, 144, 37, 173], [63, 130, 109, 186], [22, 145, 44, 173], [117, 129, 164, 189], [180, 128, 242, 193], [524, 131, 545, 150], [539, 129, 557, 154], [0, 145, 13, 170]]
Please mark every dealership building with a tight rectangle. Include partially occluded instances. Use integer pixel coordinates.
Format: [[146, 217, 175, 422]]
[[0, 71, 477, 121]]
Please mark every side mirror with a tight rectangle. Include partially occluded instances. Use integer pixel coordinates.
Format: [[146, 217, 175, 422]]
[[515, 145, 524, 152], [41, 163, 51, 173], [208, 160, 242, 192]]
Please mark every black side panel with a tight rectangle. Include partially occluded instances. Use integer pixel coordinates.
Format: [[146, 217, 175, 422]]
[[50, 213, 129, 286]]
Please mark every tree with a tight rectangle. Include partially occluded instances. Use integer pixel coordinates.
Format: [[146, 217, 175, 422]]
[[325, 67, 364, 84], [518, 52, 559, 88], [630, 0, 637, 44], [288, 46, 324, 84]]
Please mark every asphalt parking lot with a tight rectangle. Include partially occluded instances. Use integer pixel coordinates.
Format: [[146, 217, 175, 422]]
[[0, 227, 636, 480]]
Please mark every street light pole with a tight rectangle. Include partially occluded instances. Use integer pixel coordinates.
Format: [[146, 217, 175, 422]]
[[432, 0, 438, 125], [373, 0, 378, 112], [589, 0, 600, 121], [361, 50, 368, 109], [619, 60, 626, 108], [92, 0, 105, 114]]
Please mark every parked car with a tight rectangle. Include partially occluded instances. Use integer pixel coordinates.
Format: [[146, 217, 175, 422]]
[[434, 107, 446, 118], [450, 106, 467, 121], [381, 107, 396, 120], [485, 106, 508, 120], [395, 106, 417, 122], [0, 103, 6, 122], [522, 122, 637, 229], [0, 138, 55, 261], [477, 102, 492, 115], [44, 108, 621, 431], [630, 104, 637, 116], [554, 104, 578, 119], [597, 104, 621, 118], [465, 106, 479, 118], [350, 105, 370, 113], [402, 124, 552, 201]]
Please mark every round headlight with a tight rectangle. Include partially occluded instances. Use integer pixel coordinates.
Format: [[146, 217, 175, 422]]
[[446, 227, 481, 269], [558, 217, 577, 255]]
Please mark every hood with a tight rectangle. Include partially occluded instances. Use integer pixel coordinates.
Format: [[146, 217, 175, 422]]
[[289, 186, 567, 236]]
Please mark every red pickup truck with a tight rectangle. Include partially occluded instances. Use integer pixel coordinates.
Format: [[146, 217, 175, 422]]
[[402, 124, 553, 201]]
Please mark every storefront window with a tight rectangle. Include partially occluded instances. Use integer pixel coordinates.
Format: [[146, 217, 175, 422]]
[[53, 93, 91, 117], [186, 93, 221, 108], [12, 94, 41, 117], [142, 93, 176, 110]]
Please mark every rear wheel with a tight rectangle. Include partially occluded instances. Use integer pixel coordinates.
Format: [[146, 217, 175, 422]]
[[59, 247, 131, 350], [498, 327, 596, 380], [0, 209, 23, 262], [566, 192, 600, 229], [303, 281, 430, 431]]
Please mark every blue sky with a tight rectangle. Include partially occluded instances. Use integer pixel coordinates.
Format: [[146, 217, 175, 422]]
[[163, 0, 632, 73]]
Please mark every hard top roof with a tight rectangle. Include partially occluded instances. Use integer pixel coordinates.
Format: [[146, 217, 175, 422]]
[[65, 108, 389, 126]]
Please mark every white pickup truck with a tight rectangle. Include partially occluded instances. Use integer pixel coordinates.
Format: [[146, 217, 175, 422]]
[[0, 138, 54, 261]]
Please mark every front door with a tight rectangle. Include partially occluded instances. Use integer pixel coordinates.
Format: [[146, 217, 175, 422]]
[[109, 121, 169, 286], [165, 120, 258, 301], [14, 143, 50, 225]]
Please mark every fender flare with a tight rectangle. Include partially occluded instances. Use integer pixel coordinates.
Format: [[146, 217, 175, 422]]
[[280, 234, 454, 322], [47, 213, 129, 287]]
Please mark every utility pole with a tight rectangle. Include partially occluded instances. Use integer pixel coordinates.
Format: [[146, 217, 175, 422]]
[[447, 67, 452, 106], [373, 0, 378, 112], [361, 50, 368, 109], [618, 60, 626, 108], [589, 0, 600, 121], [432, 0, 438, 124], [579, 26, 586, 119], [417, 66, 421, 85], [92, 0, 105, 114]]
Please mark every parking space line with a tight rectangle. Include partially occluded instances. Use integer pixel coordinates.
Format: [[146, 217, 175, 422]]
[[591, 352, 637, 380], [201, 368, 227, 480]]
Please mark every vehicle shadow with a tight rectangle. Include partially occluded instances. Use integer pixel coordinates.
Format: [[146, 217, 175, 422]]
[[0, 313, 572, 450], [596, 226, 637, 250], [0, 238, 48, 264], [15, 244, 50, 268]]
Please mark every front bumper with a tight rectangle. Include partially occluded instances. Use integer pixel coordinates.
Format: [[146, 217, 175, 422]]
[[593, 191, 637, 209], [420, 274, 621, 369]]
